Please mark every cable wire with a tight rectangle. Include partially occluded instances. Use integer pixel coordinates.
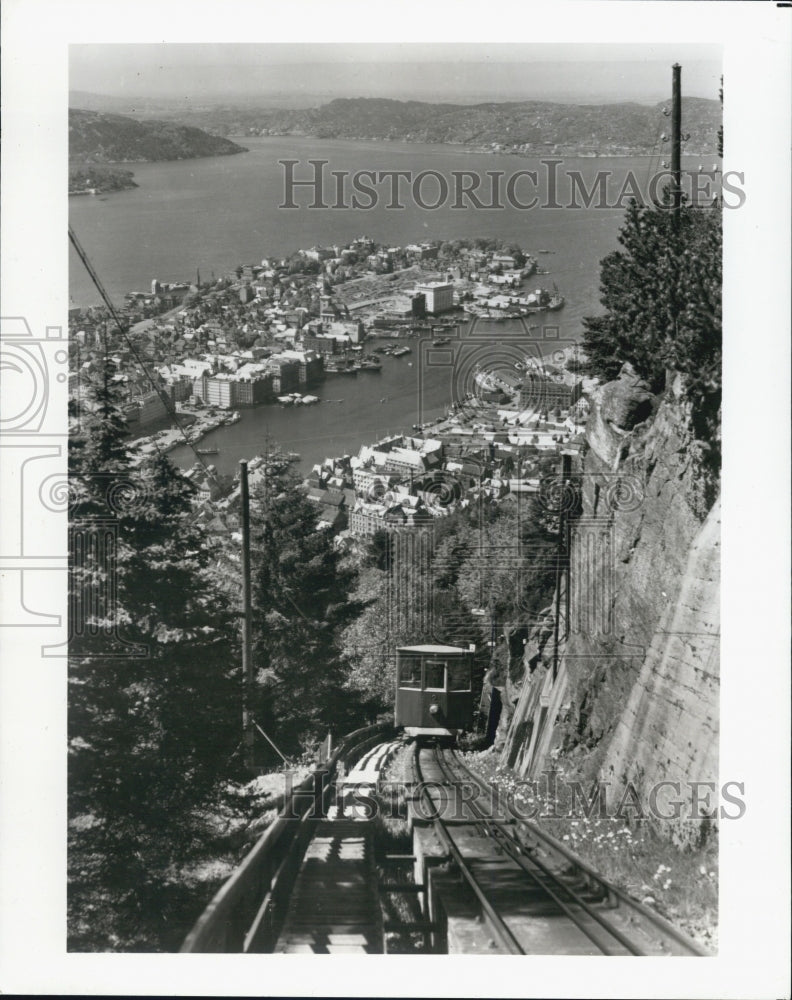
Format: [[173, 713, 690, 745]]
[[69, 224, 221, 485]]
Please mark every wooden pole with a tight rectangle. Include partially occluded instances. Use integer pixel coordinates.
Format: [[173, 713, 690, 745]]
[[240, 460, 254, 769], [552, 515, 563, 683], [671, 63, 682, 223], [552, 455, 572, 682]]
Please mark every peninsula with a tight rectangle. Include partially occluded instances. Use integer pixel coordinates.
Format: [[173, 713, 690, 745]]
[[69, 108, 248, 194]]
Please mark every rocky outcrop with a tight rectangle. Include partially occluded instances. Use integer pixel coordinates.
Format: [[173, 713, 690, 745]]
[[498, 372, 720, 846], [602, 494, 719, 843], [585, 362, 656, 468]]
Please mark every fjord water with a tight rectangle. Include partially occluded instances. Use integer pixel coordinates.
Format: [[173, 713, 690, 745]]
[[68, 136, 700, 470]]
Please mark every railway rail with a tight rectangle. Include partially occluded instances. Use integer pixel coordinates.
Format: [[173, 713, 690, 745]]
[[182, 729, 707, 955], [411, 744, 708, 956]]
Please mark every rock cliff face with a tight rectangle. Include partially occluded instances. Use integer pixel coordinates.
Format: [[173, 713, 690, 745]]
[[498, 369, 719, 845]]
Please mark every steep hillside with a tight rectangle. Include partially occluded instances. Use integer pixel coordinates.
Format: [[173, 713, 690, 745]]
[[498, 366, 720, 848], [69, 108, 248, 164]]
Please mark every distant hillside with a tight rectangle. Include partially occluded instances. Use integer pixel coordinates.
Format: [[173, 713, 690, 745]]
[[69, 108, 248, 164], [164, 96, 721, 156]]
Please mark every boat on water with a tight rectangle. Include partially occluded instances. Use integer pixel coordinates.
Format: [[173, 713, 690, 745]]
[[196, 447, 218, 456], [546, 283, 565, 310], [325, 361, 358, 375], [474, 369, 510, 393], [463, 304, 522, 321], [277, 393, 314, 405]]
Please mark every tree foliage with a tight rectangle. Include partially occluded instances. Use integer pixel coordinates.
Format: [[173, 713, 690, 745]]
[[342, 500, 558, 708], [68, 363, 239, 949], [581, 195, 722, 471], [249, 467, 368, 751]]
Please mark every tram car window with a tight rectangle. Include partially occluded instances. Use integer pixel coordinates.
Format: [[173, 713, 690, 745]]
[[395, 643, 474, 742], [424, 659, 445, 691], [447, 660, 472, 692], [398, 655, 421, 689]]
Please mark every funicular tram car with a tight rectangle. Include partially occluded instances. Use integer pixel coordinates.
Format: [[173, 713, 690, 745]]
[[395, 644, 474, 742]]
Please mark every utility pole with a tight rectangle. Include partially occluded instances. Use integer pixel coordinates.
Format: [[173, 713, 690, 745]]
[[551, 512, 563, 684], [240, 460, 254, 770], [262, 430, 271, 505], [671, 62, 682, 225], [551, 453, 573, 682]]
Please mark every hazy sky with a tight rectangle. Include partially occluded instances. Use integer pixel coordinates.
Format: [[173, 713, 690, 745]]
[[70, 43, 722, 106]]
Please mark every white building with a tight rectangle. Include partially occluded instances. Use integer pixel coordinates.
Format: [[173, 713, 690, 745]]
[[416, 281, 454, 314]]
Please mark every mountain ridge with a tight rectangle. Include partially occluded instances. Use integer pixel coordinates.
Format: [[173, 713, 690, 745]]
[[119, 95, 721, 156]]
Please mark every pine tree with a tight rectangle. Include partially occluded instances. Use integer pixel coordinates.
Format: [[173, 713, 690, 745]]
[[582, 196, 721, 403], [581, 193, 722, 490], [68, 361, 239, 948], [249, 463, 366, 751]]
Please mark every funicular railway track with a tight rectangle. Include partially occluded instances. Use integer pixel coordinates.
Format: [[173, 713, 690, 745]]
[[182, 725, 707, 955], [411, 744, 707, 956]]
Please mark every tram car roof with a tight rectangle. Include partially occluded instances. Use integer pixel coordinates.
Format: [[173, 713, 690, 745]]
[[396, 644, 471, 654]]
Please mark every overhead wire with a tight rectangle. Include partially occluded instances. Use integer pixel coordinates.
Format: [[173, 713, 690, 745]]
[[644, 109, 669, 202], [69, 224, 221, 486]]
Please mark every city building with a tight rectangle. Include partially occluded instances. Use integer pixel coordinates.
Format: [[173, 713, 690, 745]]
[[265, 356, 299, 394], [166, 376, 193, 403], [137, 389, 168, 425], [317, 506, 346, 531], [303, 332, 339, 356], [195, 468, 235, 503], [278, 349, 324, 386], [234, 372, 273, 405], [201, 373, 235, 408], [348, 495, 433, 536], [356, 435, 443, 479], [492, 253, 519, 269], [416, 281, 454, 314], [352, 465, 396, 496], [518, 374, 582, 412]]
